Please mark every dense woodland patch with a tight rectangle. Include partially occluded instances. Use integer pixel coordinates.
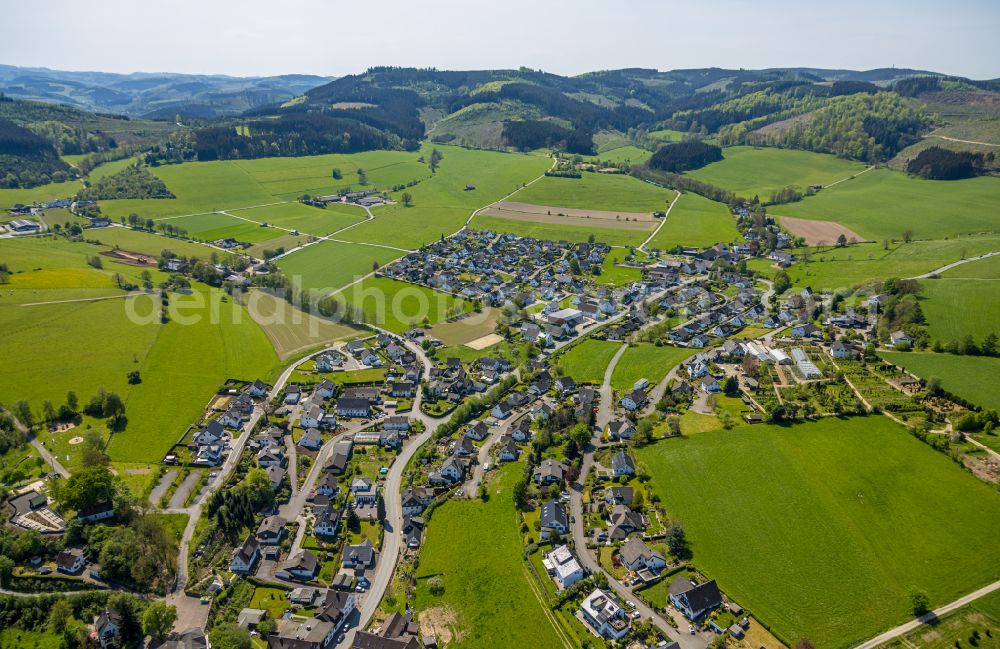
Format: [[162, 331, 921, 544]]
[[906, 146, 995, 180], [648, 140, 723, 173]]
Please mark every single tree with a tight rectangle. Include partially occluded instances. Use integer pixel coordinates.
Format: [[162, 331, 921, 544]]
[[142, 602, 177, 643], [401, 192, 413, 207]]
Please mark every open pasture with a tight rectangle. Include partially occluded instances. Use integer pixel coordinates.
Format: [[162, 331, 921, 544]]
[[337, 144, 551, 249], [880, 351, 1000, 411], [636, 416, 1000, 649], [85, 226, 217, 259], [647, 191, 742, 249], [920, 278, 1000, 343], [470, 214, 648, 247], [776, 168, 1000, 241], [155, 211, 274, 244], [480, 203, 655, 231], [275, 239, 404, 293], [0, 179, 83, 208], [685, 145, 867, 198], [235, 201, 367, 236], [511, 171, 676, 213], [333, 276, 471, 333], [413, 463, 566, 649]]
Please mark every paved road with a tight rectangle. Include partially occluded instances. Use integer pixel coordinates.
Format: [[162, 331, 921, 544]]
[[906, 250, 1000, 279], [853, 579, 1000, 649], [596, 343, 628, 431], [0, 407, 70, 478], [639, 191, 682, 252]]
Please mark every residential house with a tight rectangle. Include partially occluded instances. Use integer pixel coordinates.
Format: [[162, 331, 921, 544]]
[[580, 589, 630, 640], [299, 429, 323, 451], [315, 379, 337, 400], [608, 505, 646, 540], [342, 538, 376, 570], [539, 499, 569, 539], [267, 618, 336, 649], [276, 550, 319, 581], [231, 536, 260, 574], [56, 548, 85, 574], [607, 419, 635, 440], [350, 477, 378, 504], [619, 388, 648, 411], [384, 415, 411, 431], [669, 576, 723, 620], [428, 456, 465, 484], [337, 397, 371, 418], [94, 609, 122, 649], [247, 379, 269, 398], [890, 330, 914, 348], [543, 544, 584, 589], [604, 486, 633, 506], [401, 486, 435, 516], [401, 515, 424, 548], [533, 459, 569, 485], [256, 515, 287, 545], [266, 465, 287, 490], [316, 590, 356, 632], [497, 436, 519, 462], [619, 537, 666, 574], [611, 452, 635, 476]]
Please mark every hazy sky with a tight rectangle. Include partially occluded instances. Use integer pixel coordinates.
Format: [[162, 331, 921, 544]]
[[3, 0, 998, 79]]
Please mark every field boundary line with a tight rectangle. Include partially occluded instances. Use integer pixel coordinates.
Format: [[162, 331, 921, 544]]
[[639, 190, 681, 251], [519, 557, 574, 649], [824, 165, 874, 189], [18, 292, 144, 307], [852, 579, 1000, 649]]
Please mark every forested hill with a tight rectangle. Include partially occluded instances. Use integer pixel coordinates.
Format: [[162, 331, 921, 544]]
[[4, 64, 999, 183]]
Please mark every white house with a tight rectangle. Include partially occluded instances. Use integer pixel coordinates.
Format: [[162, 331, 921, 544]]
[[230, 536, 260, 574], [544, 545, 584, 589], [580, 589, 630, 640]]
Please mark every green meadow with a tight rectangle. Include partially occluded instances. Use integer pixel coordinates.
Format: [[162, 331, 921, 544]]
[[275, 240, 404, 293], [469, 214, 648, 247], [85, 226, 217, 259], [636, 416, 1000, 649], [512, 172, 676, 213], [686, 146, 866, 198], [944, 253, 1000, 279], [610, 343, 693, 392], [333, 276, 470, 333], [775, 168, 1000, 241], [921, 279, 1000, 343], [0, 236, 280, 465], [413, 463, 565, 649], [234, 201, 367, 237], [336, 144, 551, 249], [0, 179, 83, 208], [555, 339, 622, 384], [880, 352, 1000, 411], [748, 235, 1000, 293], [647, 191, 741, 249]]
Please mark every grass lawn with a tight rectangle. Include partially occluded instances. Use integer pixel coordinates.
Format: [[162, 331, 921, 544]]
[[595, 253, 644, 287], [276, 239, 405, 293], [153, 512, 190, 545], [647, 191, 742, 250], [332, 276, 471, 333], [920, 279, 1000, 343], [469, 213, 648, 247], [250, 586, 291, 619], [513, 172, 676, 213], [686, 146, 867, 199], [610, 344, 694, 392], [774, 168, 1000, 241], [635, 416, 1000, 649], [0, 628, 63, 649], [880, 352, 1000, 411], [556, 339, 623, 384], [413, 463, 566, 649]]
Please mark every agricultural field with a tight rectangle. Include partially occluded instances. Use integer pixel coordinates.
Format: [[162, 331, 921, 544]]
[[510, 172, 676, 213], [749, 235, 1000, 293], [275, 239, 405, 293], [879, 587, 1000, 649], [610, 343, 694, 392], [0, 250, 280, 467], [85, 226, 217, 260], [0, 179, 83, 208], [686, 146, 866, 199], [426, 308, 501, 347], [469, 214, 648, 247], [555, 339, 622, 384], [97, 149, 430, 221], [944, 253, 1000, 279], [333, 276, 471, 334], [241, 289, 362, 360], [336, 145, 551, 250], [588, 145, 652, 164], [920, 278, 1000, 343], [646, 191, 742, 250], [648, 129, 687, 142], [774, 168, 1000, 241], [154, 211, 275, 245], [636, 416, 1000, 649], [880, 352, 1000, 411], [234, 201, 367, 237], [412, 464, 566, 649]]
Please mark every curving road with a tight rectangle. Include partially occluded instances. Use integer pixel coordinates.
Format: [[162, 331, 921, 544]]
[[906, 250, 1000, 280]]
